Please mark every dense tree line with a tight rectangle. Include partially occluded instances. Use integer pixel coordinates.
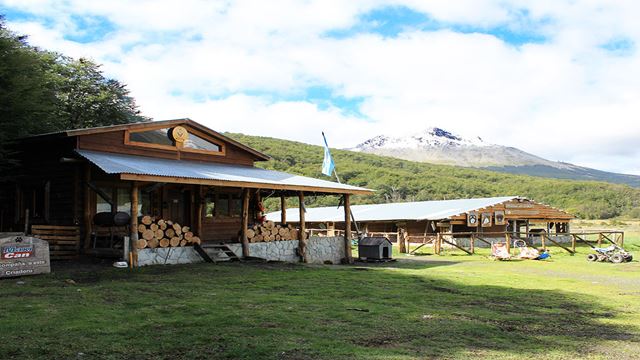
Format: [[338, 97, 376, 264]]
[[0, 16, 148, 171], [227, 133, 640, 219]]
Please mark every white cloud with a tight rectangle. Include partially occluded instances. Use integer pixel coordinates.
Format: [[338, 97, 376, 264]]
[[3, 0, 640, 175]]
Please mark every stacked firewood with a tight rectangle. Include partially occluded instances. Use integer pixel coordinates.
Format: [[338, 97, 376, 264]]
[[134, 216, 201, 249], [247, 220, 302, 243]]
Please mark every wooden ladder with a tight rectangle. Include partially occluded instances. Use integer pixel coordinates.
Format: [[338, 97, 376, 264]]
[[195, 243, 240, 263]]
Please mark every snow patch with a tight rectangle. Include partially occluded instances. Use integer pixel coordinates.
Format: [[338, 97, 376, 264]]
[[353, 127, 487, 151]]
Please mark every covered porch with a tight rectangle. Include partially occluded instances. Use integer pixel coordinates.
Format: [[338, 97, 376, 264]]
[[78, 150, 371, 266]]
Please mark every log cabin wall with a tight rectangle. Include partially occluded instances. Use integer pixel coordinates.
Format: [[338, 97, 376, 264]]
[[1, 137, 83, 231]]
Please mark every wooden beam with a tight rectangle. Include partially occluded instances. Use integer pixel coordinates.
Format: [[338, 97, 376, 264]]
[[196, 185, 203, 237], [298, 192, 308, 263], [83, 165, 92, 250], [280, 195, 287, 224], [129, 181, 139, 266], [120, 173, 373, 195], [241, 188, 250, 258], [344, 194, 353, 263]]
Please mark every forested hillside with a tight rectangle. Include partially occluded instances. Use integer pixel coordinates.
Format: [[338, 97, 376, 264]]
[[227, 133, 640, 219]]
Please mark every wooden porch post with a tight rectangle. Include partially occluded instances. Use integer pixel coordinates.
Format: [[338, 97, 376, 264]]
[[344, 194, 353, 263], [196, 185, 203, 237], [396, 222, 406, 253], [280, 195, 287, 224], [298, 192, 308, 263], [83, 164, 92, 250], [241, 188, 250, 258], [128, 181, 139, 266]]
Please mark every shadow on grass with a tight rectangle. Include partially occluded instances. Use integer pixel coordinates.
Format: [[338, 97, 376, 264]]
[[0, 261, 638, 359], [352, 258, 460, 270]]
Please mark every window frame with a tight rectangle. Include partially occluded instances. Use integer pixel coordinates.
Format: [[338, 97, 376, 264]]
[[203, 190, 242, 219], [124, 124, 226, 157]]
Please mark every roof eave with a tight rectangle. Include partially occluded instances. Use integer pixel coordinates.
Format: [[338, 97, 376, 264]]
[[119, 173, 373, 195]]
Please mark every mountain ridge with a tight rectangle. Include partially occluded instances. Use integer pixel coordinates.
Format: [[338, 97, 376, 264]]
[[351, 127, 640, 187]]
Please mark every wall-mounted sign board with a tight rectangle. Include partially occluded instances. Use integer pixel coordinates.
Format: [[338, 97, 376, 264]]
[[0, 236, 50, 279], [467, 212, 478, 227], [481, 212, 492, 227], [495, 211, 506, 225]]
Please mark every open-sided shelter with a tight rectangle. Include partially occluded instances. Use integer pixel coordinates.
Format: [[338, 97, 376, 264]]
[[0, 119, 372, 265], [266, 196, 575, 253]]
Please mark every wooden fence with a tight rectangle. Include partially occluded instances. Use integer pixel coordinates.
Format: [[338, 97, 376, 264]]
[[405, 230, 624, 256]]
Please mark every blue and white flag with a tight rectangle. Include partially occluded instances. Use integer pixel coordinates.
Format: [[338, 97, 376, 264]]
[[321, 132, 335, 177]]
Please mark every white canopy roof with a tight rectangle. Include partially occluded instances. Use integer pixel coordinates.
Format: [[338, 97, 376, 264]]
[[267, 196, 519, 222]]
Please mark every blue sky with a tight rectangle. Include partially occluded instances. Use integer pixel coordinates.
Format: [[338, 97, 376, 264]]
[[1, 0, 639, 174]]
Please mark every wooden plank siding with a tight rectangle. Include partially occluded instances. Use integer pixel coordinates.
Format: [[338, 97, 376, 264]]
[[77, 128, 256, 166]]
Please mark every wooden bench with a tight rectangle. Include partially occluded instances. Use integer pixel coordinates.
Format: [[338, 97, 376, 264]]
[[31, 225, 81, 260]]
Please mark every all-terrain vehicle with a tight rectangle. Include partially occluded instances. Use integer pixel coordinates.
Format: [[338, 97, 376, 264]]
[[586, 244, 633, 263]]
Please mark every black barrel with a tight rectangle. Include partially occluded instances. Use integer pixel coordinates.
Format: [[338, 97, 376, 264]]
[[113, 212, 131, 226], [93, 212, 131, 226]]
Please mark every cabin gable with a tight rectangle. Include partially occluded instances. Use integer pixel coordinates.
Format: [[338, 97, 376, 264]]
[[76, 122, 260, 166]]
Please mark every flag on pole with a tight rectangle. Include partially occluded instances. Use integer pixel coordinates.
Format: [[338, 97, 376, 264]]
[[321, 132, 335, 177]]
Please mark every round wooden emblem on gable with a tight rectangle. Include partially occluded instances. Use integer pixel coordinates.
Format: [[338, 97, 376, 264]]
[[170, 126, 189, 143]]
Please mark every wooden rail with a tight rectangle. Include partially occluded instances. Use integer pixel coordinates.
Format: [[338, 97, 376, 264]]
[[406, 230, 624, 256]]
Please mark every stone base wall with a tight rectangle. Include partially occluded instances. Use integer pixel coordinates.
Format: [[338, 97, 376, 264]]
[[137, 247, 203, 266], [307, 237, 346, 264], [228, 236, 346, 264], [137, 237, 347, 266]]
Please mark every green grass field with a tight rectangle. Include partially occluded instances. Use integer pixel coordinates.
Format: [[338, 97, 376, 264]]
[[1, 226, 638, 359]]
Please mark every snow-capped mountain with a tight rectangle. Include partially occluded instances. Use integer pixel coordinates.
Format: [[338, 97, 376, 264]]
[[355, 127, 487, 150], [351, 128, 640, 187]]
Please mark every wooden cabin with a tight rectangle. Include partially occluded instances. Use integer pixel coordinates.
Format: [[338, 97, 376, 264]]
[[266, 197, 575, 253], [0, 119, 371, 264]]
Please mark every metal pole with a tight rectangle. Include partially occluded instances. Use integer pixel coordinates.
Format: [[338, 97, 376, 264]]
[[322, 132, 361, 237]]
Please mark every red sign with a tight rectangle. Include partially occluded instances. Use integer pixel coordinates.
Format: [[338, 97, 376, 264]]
[[1, 245, 34, 259]]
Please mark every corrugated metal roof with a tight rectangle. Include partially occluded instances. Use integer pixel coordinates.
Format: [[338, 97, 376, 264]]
[[77, 150, 372, 194], [266, 196, 519, 222]]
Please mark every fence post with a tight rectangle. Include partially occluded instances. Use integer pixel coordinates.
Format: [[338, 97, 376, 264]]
[[571, 234, 576, 252], [597, 233, 602, 247], [470, 234, 475, 254], [541, 233, 546, 250], [436, 233, 441, 255], [505, 233, 511, 255]]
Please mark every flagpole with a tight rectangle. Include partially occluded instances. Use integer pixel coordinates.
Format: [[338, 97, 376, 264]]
[[322, 132, 361, 237]]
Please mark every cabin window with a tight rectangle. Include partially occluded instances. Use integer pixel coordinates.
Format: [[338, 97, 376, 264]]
[[183, 133, 221, 152], [217, 194, 230, 216], [203, 191, 241, 218], [96, 187, 112, 213], [126, 126, 224, 155], [117, 188, 131, 213], [128, 128, 174, 146], [205, 196, 215, 218], [230, 194, 242, 218], [95, 186, 150, 215]]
